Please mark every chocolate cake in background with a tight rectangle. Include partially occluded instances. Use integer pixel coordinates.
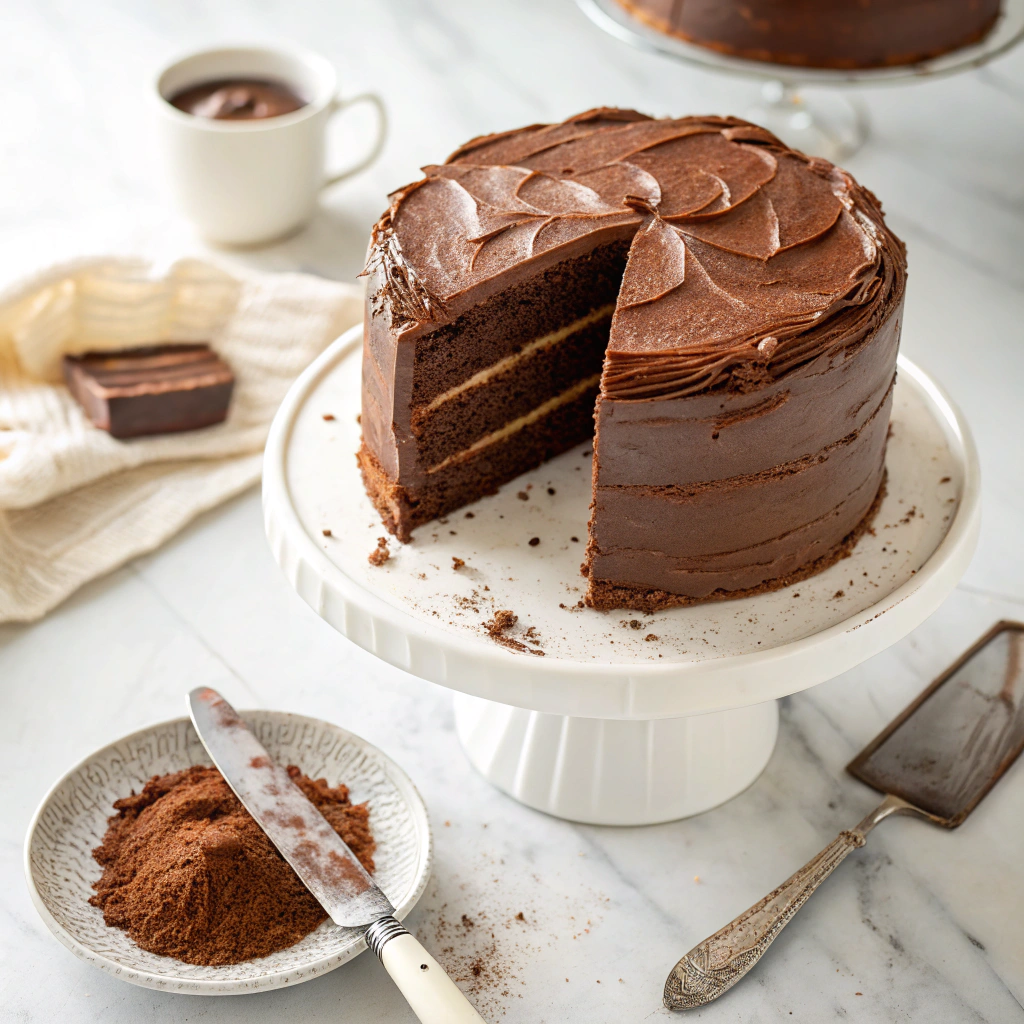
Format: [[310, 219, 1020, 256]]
[[614, 0, 1001, 69], [359, 110, 907, 612]]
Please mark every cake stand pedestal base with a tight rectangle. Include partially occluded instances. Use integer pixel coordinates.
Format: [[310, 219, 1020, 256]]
[[745, 82, 869, 162], [453, 693, 779, 826]]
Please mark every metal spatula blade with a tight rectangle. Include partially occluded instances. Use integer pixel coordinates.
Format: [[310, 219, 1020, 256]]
[[664, 621, 1024, 1010], [848, 621, 1024, 825]]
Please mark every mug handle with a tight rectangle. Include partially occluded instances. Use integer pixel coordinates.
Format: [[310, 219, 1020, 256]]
[[323, 92, 388, 189]]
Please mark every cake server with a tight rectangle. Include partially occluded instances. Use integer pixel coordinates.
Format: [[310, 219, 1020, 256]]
[[664, 620, 1024, 1010], [188, 687, 485, 1023]]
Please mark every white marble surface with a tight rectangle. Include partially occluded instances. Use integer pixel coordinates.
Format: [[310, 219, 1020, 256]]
[[2, 1, 1024, 1021]]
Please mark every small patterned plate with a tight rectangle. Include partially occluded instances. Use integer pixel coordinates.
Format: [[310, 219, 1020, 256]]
[[24, 710, 432, 994]]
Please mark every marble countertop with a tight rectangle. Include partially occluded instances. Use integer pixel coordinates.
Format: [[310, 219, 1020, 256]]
[[2, 1, 1024, 1021]]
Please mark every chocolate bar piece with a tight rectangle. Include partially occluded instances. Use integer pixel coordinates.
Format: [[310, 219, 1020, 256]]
[[63, 344, 234, 439]]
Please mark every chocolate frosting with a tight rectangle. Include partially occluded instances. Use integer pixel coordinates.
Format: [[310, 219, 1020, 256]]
[[361, 112, 908, 606], [364, 111, 906, 404]]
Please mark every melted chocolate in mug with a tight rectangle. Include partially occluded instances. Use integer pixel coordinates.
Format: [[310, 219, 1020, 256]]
[[170, 77, 307, 120]]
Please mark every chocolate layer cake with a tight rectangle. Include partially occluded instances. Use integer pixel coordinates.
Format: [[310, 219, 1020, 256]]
[[359, 110, 906, 611], [615, 0, 1001, 69]]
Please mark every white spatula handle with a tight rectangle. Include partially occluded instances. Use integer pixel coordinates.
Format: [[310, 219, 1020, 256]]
[[367, 916, 485, 1023]]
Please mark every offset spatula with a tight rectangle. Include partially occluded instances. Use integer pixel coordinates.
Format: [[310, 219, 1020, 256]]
[[188, 688, 485, 1024], [664, 620, 1024, 1010]]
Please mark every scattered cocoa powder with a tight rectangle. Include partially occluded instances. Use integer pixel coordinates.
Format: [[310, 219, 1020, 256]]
[[368, 536, 390, 566], [89, 765, 374, 966]]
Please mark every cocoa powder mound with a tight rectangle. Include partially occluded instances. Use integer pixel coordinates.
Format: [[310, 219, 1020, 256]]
[[89, 764, 375, 965]]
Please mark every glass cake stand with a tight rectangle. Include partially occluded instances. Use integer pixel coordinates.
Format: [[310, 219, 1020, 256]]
[[577, 0, 1024, 160], [262, 326, 980, 826]]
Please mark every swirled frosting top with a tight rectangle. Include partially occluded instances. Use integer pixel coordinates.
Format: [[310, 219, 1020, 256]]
[[365, 109, 906, 400]]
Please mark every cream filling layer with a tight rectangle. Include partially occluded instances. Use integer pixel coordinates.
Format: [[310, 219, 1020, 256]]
[[423, 303, 615, 414], [426, 373, 602, 474]]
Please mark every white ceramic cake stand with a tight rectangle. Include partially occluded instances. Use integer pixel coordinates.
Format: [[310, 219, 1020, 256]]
[[577, 0, 1024, 160], [263, 325, 980, 825]]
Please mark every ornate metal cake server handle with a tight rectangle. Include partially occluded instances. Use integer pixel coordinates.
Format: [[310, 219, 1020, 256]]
[[664, 794, 931, 1009]]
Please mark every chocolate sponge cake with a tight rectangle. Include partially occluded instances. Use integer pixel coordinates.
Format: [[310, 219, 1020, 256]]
[[614, 0, 1001, 69], [359, 110, 907, 611]]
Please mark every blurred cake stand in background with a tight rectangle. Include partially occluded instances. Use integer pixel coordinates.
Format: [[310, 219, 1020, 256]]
[[263, 326, 979, 826], [577, 0, 1024, 160]]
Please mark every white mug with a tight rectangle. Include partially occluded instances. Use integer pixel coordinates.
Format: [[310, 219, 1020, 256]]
[[155, 46, 387, 246]]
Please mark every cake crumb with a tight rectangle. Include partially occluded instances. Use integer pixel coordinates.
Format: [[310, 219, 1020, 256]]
[[940, 476, 951, 483], [322, 413, 335, 421], [517, 491, 529, 501], [452, 557, 465, 570], [368, 537, 390, 566], [465, 511, 475, 518], [528, 537, 540, 547], [833, 589, 845, 599], [547, 487, 556, 495], [322, 528, 332, 537], [484, 610, 545, 657], [645, 634, 659, 642], [629, 619, 642, 630], [571, 536, 579, 543], [487, 610, 518, 634]]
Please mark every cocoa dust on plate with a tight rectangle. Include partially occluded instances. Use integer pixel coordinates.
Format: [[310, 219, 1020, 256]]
[[89, 764, 374, 965]]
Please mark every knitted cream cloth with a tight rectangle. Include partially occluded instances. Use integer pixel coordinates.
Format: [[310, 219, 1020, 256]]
[[0, 256, 362, 622]]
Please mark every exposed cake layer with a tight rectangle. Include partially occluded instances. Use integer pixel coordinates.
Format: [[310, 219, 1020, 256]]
[[411, 305, 612, 469], [362, 235, 628, 537], [358, 379, 599, 541], [615, 0, 1001, 69]]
